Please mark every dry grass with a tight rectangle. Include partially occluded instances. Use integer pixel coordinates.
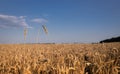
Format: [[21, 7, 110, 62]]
[[0, 43, 120, 74]]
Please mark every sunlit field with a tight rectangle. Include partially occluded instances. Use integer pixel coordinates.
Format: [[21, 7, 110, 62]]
[[0, 43, 120, 74]]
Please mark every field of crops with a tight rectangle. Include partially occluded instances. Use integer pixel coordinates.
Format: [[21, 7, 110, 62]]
[[0, 43, 120, 74]]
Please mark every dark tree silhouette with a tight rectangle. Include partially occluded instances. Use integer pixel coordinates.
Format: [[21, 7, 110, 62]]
[[100, 36, 120, 43]]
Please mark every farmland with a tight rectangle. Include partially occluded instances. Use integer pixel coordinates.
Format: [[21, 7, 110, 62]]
[[0, 43, 120, 74]]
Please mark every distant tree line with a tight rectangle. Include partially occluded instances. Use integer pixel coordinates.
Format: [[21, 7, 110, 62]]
[[100, 36, 120, 43]]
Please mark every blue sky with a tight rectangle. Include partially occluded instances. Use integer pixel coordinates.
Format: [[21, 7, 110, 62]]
[[0, 0, 120, 43]]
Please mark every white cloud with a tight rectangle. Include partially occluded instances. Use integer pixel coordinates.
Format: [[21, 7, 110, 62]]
[[31, 18, 47, 24], [0, 14, 30, 28]]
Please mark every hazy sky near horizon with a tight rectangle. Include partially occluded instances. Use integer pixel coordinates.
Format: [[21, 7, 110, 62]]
[[0, 0, 120, 43]]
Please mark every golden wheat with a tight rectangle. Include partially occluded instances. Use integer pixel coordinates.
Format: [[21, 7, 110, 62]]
[[0, 43, 120, 74]]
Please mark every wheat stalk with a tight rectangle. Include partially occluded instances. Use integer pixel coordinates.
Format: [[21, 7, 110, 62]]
[[42, 25, 48, 35], [24, 28, 27, 41]]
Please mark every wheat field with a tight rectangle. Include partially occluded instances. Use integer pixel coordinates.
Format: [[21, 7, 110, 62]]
[[0, 43, 120, 74]]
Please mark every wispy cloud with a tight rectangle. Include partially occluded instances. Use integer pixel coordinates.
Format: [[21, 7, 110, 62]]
[[31, 18, 47, 24], [0, 14, 30, 28]]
